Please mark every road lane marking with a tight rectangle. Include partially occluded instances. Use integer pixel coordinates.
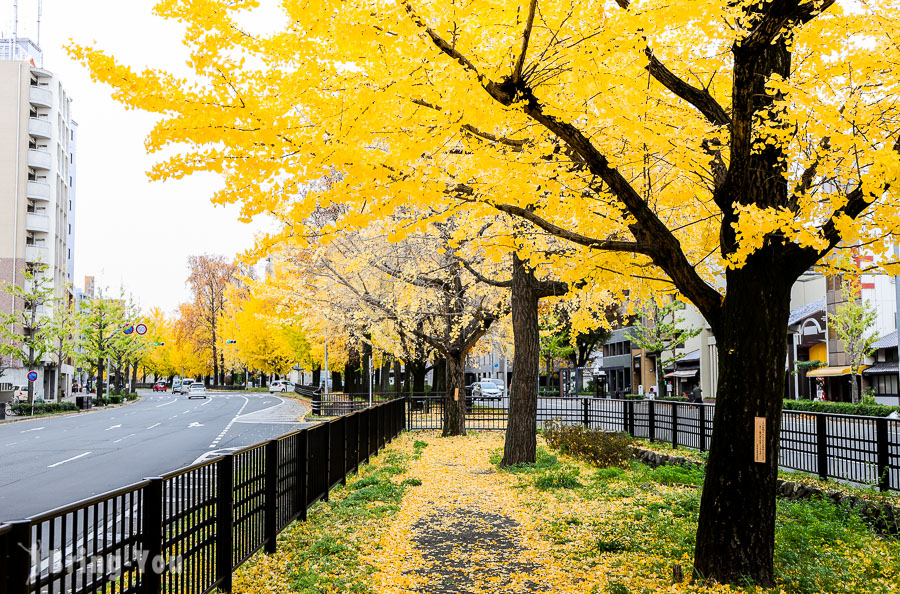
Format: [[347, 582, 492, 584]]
[[188, 422, 204, 428], [48, 452, 91, 468], [156, 399, 177, 408], [20, 427, 45, 433], [146, 423, 161, 430], [209, 396, 250, 449], [105, 424, 122, 431], [113, 433, 136, 443], [201, 399, 213, 406]]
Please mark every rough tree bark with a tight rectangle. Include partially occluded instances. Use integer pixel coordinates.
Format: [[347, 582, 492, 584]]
[[431, 357, 446, 393], [502, 254, 567, 466], [312, 364, 320, 389], [443, 354, 467, 436]]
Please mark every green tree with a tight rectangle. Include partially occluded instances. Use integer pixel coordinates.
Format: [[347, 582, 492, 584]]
[[539, 311, 574, 393], [829, 278, 878, 404], [629, 299, 701, 396], [77, 292, 128, 398], [0, 263, 55, 403], [45, 288, 79, 400]]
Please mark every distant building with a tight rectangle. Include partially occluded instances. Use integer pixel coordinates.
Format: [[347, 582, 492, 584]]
[[0, 38, 77, 399]]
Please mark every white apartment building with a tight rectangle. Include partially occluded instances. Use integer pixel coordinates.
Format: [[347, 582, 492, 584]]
[[0, 38, 77, 400]]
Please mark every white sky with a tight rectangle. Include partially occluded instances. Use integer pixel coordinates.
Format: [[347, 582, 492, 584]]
[[2, 0, 274, 315]]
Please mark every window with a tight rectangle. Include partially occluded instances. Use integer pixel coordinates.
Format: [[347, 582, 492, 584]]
[[872, 374, 899, 396]]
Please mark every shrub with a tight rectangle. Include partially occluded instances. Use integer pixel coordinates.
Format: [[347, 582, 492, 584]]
[[11, 401, 78, 416], [108, 395, 123, 405], [655, 396, 688, 402], [543, 421, 632, 468], [622, 393, 645, 400], [782, 399, 900, 417], [534, 469, 581, 490]]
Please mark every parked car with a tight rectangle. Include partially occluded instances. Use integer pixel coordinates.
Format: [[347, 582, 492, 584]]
[[269, 380, 296, 393], [471, 381, 503, 400], [153, 381, 167, 392], [14, 385, 29, 400], [174, 379, 194, 395], [187, 382, 207, 399]]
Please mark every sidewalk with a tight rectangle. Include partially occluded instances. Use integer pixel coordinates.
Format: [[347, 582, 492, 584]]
[[368, 433, 575, 592]]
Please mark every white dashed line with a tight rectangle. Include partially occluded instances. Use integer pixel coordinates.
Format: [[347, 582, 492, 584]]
[[209, 396, 249, 449], [146, 423, 161, 430], [20, 427, 45, 433], [105, 424, 122, 431], [48, 452, 91, 468], [156, 399, 177, 408], [113, 433, 136, 443]]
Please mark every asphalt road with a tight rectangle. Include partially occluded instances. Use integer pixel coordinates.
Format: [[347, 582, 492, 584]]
[[0, 390, 313, 522]]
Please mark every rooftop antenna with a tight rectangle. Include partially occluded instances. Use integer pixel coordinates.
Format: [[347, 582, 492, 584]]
[[13, 0, 18, 40], [37, 0, 42, 48]]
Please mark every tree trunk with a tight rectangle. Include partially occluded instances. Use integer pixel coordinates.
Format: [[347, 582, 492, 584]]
[[545, 357, 552, 393], [411, 360, 427, 394], [694, 263, 791, 586], [212, 326, 219, 388], [332, 371, 342, 392], [850, 372, 859, 404], [431, 357, 446, 393], [312, 365, 321, 388], [96, 357, 104, 398], [442, 354, 467, 436], [502, 256, 541, 466], [393, 360, 402, 395], [380, 359, 391, 392], [131, 364, 138, 394], [361, 338, 372, 397]]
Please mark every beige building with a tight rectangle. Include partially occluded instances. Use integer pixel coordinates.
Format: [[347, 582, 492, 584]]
[[0, 38, 77, 399]]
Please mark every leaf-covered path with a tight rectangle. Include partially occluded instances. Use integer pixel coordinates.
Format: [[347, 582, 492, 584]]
[[369, 432, 573, 592]]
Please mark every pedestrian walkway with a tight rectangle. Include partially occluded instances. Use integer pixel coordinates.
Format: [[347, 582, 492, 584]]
[[368, 433, 575, 592]]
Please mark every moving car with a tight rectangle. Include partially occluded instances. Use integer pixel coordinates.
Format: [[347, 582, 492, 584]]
[[173, 378, 194, 395], [187, 382, 207, 399], [269, 380, 296, 393], [153, 381, 167, 392]]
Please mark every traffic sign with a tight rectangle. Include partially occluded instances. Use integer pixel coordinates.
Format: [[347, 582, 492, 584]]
[[135, 323, 148, 336], [123, 324, 134, 335], [27, 371, 38, 382]]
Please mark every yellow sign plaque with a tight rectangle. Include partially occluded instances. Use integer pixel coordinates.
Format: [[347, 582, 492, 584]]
[[454, 387, 459, 401], [754, 417, 766, 463]]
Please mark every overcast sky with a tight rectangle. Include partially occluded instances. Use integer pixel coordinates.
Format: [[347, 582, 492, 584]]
[[3, 0, 273, 314]]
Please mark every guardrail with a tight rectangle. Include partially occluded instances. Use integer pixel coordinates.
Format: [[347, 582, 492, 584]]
[[407, 395, 900, 491], [0, 398, 406, 594]]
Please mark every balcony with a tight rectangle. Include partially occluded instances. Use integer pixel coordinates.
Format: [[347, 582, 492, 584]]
[[27, 149, 51, 170], [28, 117, 51, 138], [29, 86, 53, 108], [26, 181, 50, 201], [24, 245, 48, 264], [25, 212, 49, 233]]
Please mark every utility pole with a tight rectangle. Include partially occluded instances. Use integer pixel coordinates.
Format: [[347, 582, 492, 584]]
[[895, 243, 900, 406]]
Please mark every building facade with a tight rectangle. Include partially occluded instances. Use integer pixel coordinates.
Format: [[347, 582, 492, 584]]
[[0, 38, 77, 399]]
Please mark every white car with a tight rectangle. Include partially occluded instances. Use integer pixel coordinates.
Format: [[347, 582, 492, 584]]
[[471, 381, 503, 400], [174, 379, 194, 395], [187, 382, 207, 399], [269, 380, 295, 393]]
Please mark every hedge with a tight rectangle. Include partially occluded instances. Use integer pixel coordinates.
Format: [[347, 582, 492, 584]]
[[782, 399, 900, 417], [10, 401, 78, 416]]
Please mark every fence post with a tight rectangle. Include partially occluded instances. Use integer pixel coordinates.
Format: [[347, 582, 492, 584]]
[[648, 400, 655, 443], [622, 399, 628, 433], [816, 414, 828, 481], [627, 400, 635, 436], [265, 440, 279, 554], [324, 422, 332, 502], [876, 417, 890, 491], [672, 403, 679, 449], [297, 430, 308, 521], [339, 418, 348, 487], [406, 397, 411, 432], [140, 477, 164, 594], [698, 405, 707, 452], [582, 398, 589, 428], [7, 521, 31, 594], [216, 454, 235, 593]]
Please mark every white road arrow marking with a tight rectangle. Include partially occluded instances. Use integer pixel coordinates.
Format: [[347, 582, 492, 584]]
[[187, 422, 204, 428], [105, 424, 122, 431], [48, 452, 91, 468]]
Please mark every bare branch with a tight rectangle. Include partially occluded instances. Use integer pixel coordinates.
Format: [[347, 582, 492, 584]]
[[513, 0, 539, 83]]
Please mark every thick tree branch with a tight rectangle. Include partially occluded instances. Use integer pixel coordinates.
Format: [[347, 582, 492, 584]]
[[459, 259, 513, 288], [742, 0, 837, 51], [645, 49, 731, 127], [513, 0, 539, 83], [373, 262, 450, 291]]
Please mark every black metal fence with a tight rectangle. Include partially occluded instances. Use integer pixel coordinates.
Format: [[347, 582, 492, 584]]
[[408, 395, 900, 491], [0, 398, 406, 594]]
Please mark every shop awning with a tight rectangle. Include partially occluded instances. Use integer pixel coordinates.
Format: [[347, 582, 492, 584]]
[[806, 366, 868, 377], [665, 369, 698, 378]]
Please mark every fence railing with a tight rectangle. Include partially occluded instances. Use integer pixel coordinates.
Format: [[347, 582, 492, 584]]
[[407, 395, 900, 492], [0, 398, 406, 594]]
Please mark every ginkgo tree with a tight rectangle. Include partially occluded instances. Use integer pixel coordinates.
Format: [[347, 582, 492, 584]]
[[72, 0, 900, 584]]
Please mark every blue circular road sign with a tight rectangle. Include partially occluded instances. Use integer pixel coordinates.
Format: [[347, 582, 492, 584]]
[[27, 371, 38, 382], [123, 324, 134, 335]]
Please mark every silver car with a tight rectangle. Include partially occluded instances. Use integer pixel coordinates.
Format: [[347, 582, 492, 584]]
[[472, 381, 502, 400]]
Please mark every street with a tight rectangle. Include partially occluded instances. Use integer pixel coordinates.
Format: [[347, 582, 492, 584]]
[[0, 390, 312, 522]]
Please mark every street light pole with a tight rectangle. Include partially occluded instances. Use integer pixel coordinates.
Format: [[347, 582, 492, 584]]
[[323, 340, 329, 396], [368, 354, 373, 407]]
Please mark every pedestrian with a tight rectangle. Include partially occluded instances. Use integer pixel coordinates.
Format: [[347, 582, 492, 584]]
[[691, 385, 702, 403]]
